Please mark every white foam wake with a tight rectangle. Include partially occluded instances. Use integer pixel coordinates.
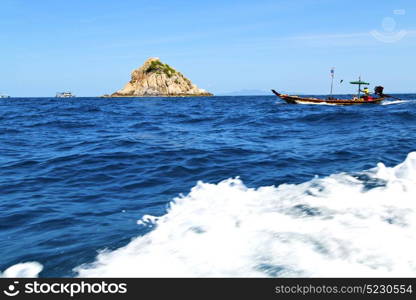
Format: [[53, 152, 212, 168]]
[[74, 152, 416, 277], [381, 100, 410, 105], [2, 153, 416, 277], [0, 262, 43, 278]]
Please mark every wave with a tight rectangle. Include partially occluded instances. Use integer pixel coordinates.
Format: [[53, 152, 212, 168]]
[[3, 152, 416, 277], [296, 111, 364, 123], [382, 100, 410, 106], [0, 262, 42, 278]]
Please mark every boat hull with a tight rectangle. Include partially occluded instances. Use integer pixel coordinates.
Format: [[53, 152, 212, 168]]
[[271, 90, 384, 105]]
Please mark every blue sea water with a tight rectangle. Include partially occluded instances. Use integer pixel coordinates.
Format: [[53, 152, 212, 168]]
[[1, 95, 416, 277]]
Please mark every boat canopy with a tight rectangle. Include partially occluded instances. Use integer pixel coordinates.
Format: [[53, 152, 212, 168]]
[[350, 81, 370, 85]]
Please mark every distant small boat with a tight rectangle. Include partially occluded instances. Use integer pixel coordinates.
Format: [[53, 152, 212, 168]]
[[272, 76, 386, 105], [0, 93, 10, 98], [56, 92, 75, 98]]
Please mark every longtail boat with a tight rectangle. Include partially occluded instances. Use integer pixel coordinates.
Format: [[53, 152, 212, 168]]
[[272, 76, 386, 105], [271, 90, 385, 105]]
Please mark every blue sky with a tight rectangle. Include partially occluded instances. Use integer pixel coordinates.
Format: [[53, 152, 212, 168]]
[[1, 0, 416, 96]]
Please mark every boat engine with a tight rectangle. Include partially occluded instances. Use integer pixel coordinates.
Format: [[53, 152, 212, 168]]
[[374, 86, 384, 96]]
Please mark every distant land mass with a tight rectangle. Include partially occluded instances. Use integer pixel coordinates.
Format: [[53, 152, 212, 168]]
[[106, 58, 213, 97], [218, 90, 322, 96], [218, 89, 272, 96]]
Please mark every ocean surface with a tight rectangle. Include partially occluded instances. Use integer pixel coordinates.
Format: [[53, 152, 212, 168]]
[[0, 95, 416, 277]]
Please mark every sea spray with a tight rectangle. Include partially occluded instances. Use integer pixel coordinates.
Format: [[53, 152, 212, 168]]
[[0, 262, 43, 278], [2, 152, 416, 278], [73, 152, 416, 277]]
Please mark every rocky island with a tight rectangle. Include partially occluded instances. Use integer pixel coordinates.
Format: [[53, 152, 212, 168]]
[[108, 57, 213, 97]]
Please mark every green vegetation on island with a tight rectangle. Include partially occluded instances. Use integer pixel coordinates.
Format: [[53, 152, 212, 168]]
[[145, 60, 176, 78]]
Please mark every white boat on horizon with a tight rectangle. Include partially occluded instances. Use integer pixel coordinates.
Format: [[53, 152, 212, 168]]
[[56, 91, 75, 98], [0, 93, 10, 98]]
